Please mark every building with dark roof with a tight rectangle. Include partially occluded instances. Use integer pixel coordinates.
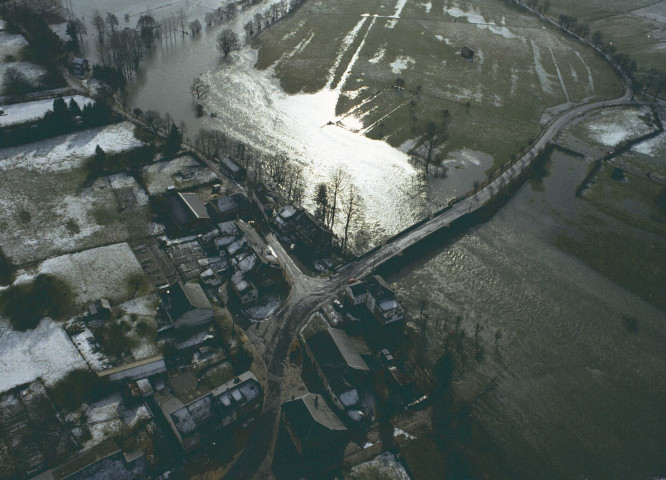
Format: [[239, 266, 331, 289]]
[[32, 440, 148, 480], [167, 191, 210, 233], [207, 192, 251, 222], [275, 205, 338, 254], [252, 183, 279, 221], [87, 299, 111, 321], [302, 328, 371, 421], [280, 393, 348, 467], [218, 157, 246, 180], [461, 46, 475, 59], [71, 57, 89, 77], [155, 371, 263, 453], [159, 281, 214, 330], [345, 275, 405, 326]]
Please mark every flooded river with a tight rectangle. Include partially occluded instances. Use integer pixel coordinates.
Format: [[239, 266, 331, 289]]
[[66, 2, 665, 476], [389, 150, 666, 479]]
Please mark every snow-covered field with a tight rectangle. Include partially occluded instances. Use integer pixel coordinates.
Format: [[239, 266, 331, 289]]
[[0, 123, 150, 265], [0, 121, 143, 172], [141, 155, 217, 195], [0, 95, 94, 128], [574, 107, 656, 147], [0, 318, 87, 393], [349, 452, 411, 480], [14, 243, 149, 306]]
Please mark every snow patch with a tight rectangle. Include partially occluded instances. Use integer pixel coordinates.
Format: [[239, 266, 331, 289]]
[[531, 40, 555, 95], [390, 55, 415, 74], [0, 318, 87, 393], [443, 5, 517, 39], [350, 452, 411, 480], [369, 47, 386, 64]]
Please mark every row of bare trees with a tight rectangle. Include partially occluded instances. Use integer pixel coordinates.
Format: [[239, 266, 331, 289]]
[[312, 168, 365, 253], [243, 0, 307, 42]]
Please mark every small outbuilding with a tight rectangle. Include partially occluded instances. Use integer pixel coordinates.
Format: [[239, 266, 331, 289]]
[[461, 46, 475, 60], [88, 299, 112, 321]]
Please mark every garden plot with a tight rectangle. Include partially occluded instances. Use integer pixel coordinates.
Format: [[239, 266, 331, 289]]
[[568, 106, 657, 148], [115, 294, 161, 360], [71, 393, 151, 449], [14, 243, 151, 308], [0, 123, 148, 265], [0, 317, 87, 393], [141, 155, 217, 196], [0, 95, 93, 128]]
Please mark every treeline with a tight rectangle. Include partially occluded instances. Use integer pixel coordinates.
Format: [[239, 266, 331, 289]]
[[193, 127, 305, 205], [0, 97, 112, 148], [243, 0, 308, 42], [520, 0, 666, 98]]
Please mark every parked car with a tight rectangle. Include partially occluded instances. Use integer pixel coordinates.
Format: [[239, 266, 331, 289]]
[[333, 299, 344, 311]]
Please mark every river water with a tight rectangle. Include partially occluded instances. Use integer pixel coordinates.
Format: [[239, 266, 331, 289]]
[[389, 150, 666, 479], [66, 2, 665, 477]]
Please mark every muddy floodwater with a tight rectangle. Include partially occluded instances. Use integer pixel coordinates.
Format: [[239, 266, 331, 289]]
[[389, 150, 666, 479]]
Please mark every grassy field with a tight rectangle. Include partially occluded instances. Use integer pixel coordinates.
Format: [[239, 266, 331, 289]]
[[0, 123, 158, 265], [547, 0, 666, 79], [252, 0, 622, 170], [566, 105, 657, 148], [583, 164, 666, 236]]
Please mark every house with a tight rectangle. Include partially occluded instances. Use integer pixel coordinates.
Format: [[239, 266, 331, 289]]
[[230, 271, 259, 305], [87, 299, 111, 321], [32, 440, 149, 480], [219, 157, 246, 180], [166, 191, 210, 233], [275, 205, 338, 254], [345, 275, 405, 326], [155, 371, 263, 453], [97, 355, 166, 382], [461, 46, 475, 60], [252, 183, 279, 221], [207, 192, 251, 221], [71, 57, 89, 77], [160, 281, 214, 330], [302, 328, 371, 422], [281, 393, 348, 465]]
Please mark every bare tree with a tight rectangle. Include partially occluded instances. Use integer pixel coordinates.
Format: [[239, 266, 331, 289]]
[[189, 19, 202, 35], [411, 110, 451, 175], [327, 167, 350, 229], [144, 110, 165, 134], [217, 29, 239, 56], [191, 76, 210, 101], [341, 184, 363, 253], [106, 12, 119, 33], [92, 10, 106, 42]]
